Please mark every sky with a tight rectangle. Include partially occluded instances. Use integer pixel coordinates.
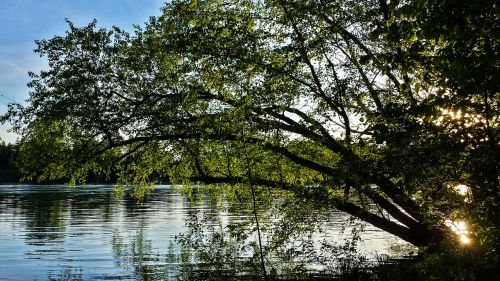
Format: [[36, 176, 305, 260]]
[[0, 0, 165, 143]]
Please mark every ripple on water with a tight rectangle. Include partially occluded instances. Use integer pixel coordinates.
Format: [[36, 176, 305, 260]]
[[0, 184, 412, 279]]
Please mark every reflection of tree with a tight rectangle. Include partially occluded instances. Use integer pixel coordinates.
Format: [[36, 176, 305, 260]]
[[174, 186, 372, 280], [110, 221, 240, 281], [14, 188, 116, 243], [48, 266, 83, 281], [22, 192, 67, 243], [68, 189, 117, 221], [175, 208, 243, 280], [112, 228, 172, 281], [108, 186, 372, 280], [0, 185, 391, 279], [120, 187, 179, 220], [1, 186, 174, 245]]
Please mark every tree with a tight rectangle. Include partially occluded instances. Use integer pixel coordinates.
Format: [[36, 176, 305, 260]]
[[2, 0, 498, 252], [0, 141, 20, 182]]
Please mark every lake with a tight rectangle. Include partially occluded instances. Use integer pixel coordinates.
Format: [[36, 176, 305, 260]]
[[0, 185, 413, 280]]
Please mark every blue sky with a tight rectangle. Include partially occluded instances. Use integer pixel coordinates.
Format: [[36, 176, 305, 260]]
[[0, 0, 165, 143]]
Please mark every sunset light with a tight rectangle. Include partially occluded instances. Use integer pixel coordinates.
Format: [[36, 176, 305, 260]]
[[446, 220, 471, 245]]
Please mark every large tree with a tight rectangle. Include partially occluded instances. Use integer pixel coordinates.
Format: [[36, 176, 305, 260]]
[[3, 0, 499, 251]]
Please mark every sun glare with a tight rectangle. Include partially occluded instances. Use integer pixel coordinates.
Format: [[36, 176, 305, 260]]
[[445, 220, 471, 245], [433, 108, 488, 128], [460, 235, 471, 245], [453, 184, 470, 196]]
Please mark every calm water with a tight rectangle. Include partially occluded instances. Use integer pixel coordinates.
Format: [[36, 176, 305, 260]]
[[0, 185, 411, 280]]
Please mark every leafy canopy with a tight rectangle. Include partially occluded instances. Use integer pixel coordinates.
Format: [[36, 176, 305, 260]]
[[3, 0, 499, 250]]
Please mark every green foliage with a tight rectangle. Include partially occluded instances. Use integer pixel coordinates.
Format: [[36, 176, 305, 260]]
[[2, 0, 498, 267], [0, 141, 20, 183]]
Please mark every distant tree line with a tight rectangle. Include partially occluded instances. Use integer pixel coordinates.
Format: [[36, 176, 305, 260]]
[[0, 141, 120, 184], [0, 141, 20, 183]]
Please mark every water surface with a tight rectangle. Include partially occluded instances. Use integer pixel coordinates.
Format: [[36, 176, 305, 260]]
[[0, 185, 411, 280]]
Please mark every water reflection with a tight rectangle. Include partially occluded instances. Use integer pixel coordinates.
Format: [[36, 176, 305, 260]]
[[48, 266, 83, 281], [24, 198, 66, 243], [0, 185, 413, 280], [112, 228, 170, 280]]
